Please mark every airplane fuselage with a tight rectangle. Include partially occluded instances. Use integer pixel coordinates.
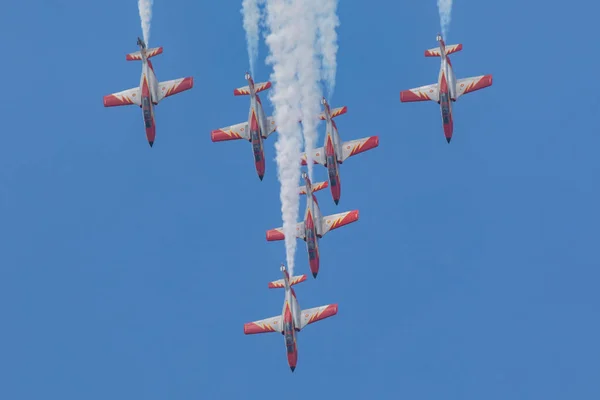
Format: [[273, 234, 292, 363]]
[[282, 286, 301, 371], [247, 89, 268, 180], [303, 191, 322, 277], [323, 107, 342, 204], [437, 43, 456, 142], [139, 56, 158, 146]]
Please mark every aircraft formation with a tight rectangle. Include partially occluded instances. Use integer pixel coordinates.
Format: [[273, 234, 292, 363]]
[[103, 33, 492, 372]]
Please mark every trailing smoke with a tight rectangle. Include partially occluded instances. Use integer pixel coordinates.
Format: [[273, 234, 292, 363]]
[[138, 0, 153, 46], [241, 0, 264, 76], [297, 0, 322, 181], [315, 0, 339, 99], [264, 0, 304, 276], [437, 0, 452, 40]]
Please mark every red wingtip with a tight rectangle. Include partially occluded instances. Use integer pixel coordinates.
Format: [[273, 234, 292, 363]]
[[266, 229, 285, 241], [400, 90, 429, 102]]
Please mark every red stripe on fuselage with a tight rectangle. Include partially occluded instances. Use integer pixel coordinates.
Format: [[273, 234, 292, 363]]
[[439, 73, 453, 141], [325, 135, 341, 203], [283, 304, 298, 369], [141, 77, 156, 144], [250, 109, 265, 179], [304, 209, 320, 277]]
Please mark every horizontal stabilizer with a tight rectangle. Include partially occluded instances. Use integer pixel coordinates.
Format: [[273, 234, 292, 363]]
[[340, 136, 379, 162], [234, 81, 272, 96], [319, 106, 347, 120], [299, 181, 328, 195], [126, 47, 163, 61], [299, 304, 338, 330], [321, 210, 359, 236], [454, 75, 493, 100], [424, 44, 462, 57], [268, 275, 307, 289]]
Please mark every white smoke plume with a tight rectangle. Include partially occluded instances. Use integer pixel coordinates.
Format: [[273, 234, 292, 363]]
[[241, 0, 265, 76], [437, 0, 452, 40], [315, 0, 339, 99], [138, 0, 153, 46], [264, 0, 304, 276], [296, 0, 322, 181]]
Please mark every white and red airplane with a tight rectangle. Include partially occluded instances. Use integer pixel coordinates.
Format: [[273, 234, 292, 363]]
[[210, 73, 277, 180], [300, 97, 379, 204], [244, 265, 338, 372], [103, 37, 194, 147], [266, 172, 359, 278], [400, 34, 493, 143]]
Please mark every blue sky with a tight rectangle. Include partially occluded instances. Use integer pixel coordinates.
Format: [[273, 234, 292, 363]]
[[0, 0, 599, 398]]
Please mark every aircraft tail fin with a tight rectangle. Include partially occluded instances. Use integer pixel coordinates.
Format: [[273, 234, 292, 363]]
[[234, 81, 272, 96], [424, 44, 462, 57], [126, 47, 163, 61]]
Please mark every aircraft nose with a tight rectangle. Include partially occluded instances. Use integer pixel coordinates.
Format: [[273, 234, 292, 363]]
[[290, 366, 296, 372], [149, 141, 154, 147], [446, 137, 451, 143], [312, 272, 318, 279]]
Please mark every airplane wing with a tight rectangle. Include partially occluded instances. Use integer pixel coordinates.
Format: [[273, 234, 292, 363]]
[[103, 87, 141, 107], [340, 136, 379, 162], [300, 147, 326, 166], [262, 116, 277, 138], [211, 122, 250, 142], [299, 304, 338, 330], [454, 75, 493, 100], [400, 83, 439, 103], [266, 222, 306, 241], [156, 77, 194, 103], [244, 315, 283, 334], [320, 210, 359, 236]]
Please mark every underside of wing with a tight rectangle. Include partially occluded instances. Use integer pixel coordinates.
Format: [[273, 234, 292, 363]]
[[321, 210, 359, 236], [266, 222, 305, 241], [300, 147, 326, 166], [156, 77, 194, 102], [262, 116, 277, 138], [211, 121, 250, 142], [244, 315, 283, 334], [400, 83, 439, 103], [340, 136, 379, 162], [103, 87, 141, 107], [299, 304, 338, 330], [454, 75, 493, 100]]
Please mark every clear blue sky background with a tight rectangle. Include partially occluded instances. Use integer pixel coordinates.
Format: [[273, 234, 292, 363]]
[[0, 0, 598, 398]]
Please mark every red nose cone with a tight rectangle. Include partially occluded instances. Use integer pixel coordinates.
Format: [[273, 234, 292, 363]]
[[287, 352, 298, 371]]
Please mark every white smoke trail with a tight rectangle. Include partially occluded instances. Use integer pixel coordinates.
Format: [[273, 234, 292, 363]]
[[241, 0, 264, 76], [296, 0, 322, 181], [138, 0, 153, 46], [264, 0, 304, 276], [315, 0, 339, 99], [437, 0, 452, 40]]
